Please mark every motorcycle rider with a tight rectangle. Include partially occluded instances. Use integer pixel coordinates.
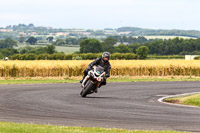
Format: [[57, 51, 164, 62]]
[[80, 52, 111, 92]]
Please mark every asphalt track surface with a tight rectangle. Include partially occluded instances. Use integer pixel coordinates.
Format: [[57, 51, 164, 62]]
[[0, 82, 200, 132]]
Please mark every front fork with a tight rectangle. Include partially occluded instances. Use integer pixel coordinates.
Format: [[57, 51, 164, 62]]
[[81, 75, 90, 88], [81, 76, 100, 93]]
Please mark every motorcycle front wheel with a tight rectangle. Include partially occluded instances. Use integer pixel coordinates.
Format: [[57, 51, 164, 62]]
[[81, 80, 95, 97]]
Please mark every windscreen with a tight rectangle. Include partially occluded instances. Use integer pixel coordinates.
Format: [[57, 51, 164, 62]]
[[95, 66, 105, 74]]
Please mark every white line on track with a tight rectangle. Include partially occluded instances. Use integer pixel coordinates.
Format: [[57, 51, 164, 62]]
[[158, 92, 200, 109]]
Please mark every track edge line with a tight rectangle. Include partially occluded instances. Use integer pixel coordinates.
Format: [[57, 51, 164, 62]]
[[158, 92, 200, 108]]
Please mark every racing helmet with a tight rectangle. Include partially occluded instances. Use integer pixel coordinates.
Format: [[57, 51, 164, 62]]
[[102, 52, 111, 62]]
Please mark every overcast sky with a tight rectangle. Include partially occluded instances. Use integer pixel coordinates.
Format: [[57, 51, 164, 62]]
[[0, 0, 200, 30]]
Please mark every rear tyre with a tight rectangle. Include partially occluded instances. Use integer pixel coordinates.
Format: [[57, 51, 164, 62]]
[[81, 80, 94, 97]]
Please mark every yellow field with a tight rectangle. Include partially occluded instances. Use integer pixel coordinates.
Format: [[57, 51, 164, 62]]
[[0, 60, 200, 77]]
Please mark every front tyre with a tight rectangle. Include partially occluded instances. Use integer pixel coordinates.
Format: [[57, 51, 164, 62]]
[[81, 80, 94, 97]]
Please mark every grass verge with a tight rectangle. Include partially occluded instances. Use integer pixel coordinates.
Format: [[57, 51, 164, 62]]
[[0, 79, 78, 84], [165, 94, 200, 107], [1, 76, 200, 84], [0, 121, 191, 133]]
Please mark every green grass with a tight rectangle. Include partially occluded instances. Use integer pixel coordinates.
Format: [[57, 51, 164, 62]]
[[15, 43, 80, 54], [165, 94, 200, 107], [14, 44, 46, 49], [0, 121, 191, 133], [182, 94, 200, 106], [1, 77, 200, 84], [55, 46, 79, 54], [0, 79, 77, 84]]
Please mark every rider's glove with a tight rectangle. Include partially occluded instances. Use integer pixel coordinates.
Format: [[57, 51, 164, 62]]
[[105, 74, 110, 78]]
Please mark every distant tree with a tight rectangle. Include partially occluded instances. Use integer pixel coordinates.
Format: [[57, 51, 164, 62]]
[[28, 23, 34, 27], [114, 44, 132, 53], [79, 39, 103, 53], [121, 36, 128, 43], [136, 46, 149, 59], [26, 37, 37, 45], [137, 36, 147, 43], [18, 46, 34, 54], [0, 48, 18, 57], [66, 38, 77, 45], [46, 45, 56, 54], [19, 45, 57, 55], [20, 48, 29, 54], [6, 25, 12, 29], [128, 43, 140, 53], [54, 39, 65, 46], [0, 38, 17, 48], [18, 24, 26, 27], [5, 38, 18, 48], [26, 47, 45, 54], [127, 36, 137, 44], [102, 37, 116, 53], [18, 36, 25, 43], [0, 52, 3, 59], [77, 37, 87, 45], [46, 36, 54, 43]]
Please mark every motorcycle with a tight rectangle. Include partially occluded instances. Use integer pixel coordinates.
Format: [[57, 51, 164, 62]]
[[80, 65, 105, 97]]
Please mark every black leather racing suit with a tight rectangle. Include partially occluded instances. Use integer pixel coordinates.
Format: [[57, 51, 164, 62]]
[[83, 58, 111, 87]]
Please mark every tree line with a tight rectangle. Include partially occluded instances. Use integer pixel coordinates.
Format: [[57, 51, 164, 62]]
[[79, 37, 200, 55], [9, 53, 138, 60], [19, 35, 151, 46], [0, 38, 57, 59], [0, 37, 148, 59], [1, 36, 200, 60], [18, 36, 87, 46], [117, 27, 200, 38]]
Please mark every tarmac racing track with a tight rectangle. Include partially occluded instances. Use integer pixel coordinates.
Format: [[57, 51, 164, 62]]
[[0, 82, 200, 132]]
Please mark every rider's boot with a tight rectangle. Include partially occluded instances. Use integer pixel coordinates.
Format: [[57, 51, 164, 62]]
[[94, 84, 100, 93], [94, 88, 98, 93]]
